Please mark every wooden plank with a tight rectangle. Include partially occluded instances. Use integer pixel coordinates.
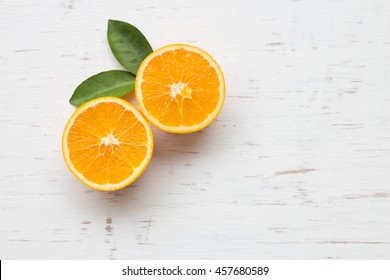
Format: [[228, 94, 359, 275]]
[[0, 0, 389, 259]]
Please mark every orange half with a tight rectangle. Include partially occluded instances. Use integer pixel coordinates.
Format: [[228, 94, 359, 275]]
[[62, 97, 153, 191], [135, 44, 226, 133]]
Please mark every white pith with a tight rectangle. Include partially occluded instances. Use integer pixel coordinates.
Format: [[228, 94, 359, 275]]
[[170, 83, 190, 98], [100, 133, 120, 146]]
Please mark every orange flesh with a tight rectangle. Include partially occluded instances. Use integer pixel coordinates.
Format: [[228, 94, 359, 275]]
[[67, 102, 148, 184], [140, 48, 221, 127]]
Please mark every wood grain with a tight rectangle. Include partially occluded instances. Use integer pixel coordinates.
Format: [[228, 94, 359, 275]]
[[0, 0, 390, 259]]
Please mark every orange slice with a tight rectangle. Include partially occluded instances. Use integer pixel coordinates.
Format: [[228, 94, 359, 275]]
[[135, 44, 226, 133], [62, 97, 153, 191]]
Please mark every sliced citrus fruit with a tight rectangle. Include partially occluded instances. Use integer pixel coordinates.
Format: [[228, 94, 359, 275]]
[[62, 97, 153, 191], [135, 44, 226, 133]]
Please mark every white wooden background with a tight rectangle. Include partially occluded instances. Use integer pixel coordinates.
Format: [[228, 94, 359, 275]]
[[1, 0, 390, 259]]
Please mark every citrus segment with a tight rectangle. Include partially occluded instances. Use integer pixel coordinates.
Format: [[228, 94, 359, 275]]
[[135, 44, 225, 133], [62, 97, 153, 191]]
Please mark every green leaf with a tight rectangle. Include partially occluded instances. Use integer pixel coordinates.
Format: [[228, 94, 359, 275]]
[[69, 70, 135, 106], [107, 19, 153, 75]]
